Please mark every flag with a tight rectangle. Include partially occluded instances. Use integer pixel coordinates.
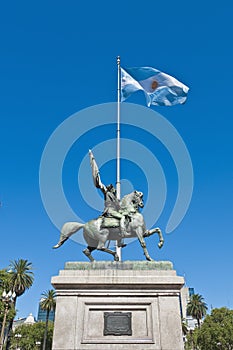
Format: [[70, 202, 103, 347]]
[[121, 66, 189, 107], [89, 149, 103, 189]]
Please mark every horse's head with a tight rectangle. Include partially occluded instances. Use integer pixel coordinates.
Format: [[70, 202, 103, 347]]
[[120, 190, 144, 211], [133, 190, 144, 209]]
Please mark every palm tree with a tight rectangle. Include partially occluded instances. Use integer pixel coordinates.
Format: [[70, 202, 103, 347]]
[[0, 269, 10, 292], [6, 259, 34, 349], [40, 289, 56, 350], [8, 259, 34, 299], [186, 293, 207, 328], [181, 317, 188, 335]]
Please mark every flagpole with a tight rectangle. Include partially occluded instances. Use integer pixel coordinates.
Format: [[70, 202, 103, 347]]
[[116, 55, 121, 199], [116, 55, 122, 261]]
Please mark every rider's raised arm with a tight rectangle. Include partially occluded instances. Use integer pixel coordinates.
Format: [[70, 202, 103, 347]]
[[98, 181, 107, 194]]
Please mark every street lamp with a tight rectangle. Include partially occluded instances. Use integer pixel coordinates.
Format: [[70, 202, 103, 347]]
[[15, 333, 22, 350], [35, 341, 41, 348], [0, 290, 16, 350]]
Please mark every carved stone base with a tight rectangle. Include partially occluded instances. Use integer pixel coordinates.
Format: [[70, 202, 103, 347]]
[[51, 261, 184, 350]]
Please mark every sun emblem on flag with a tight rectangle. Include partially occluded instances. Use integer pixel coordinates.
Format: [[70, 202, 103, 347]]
[[151, 80, 158, 91]]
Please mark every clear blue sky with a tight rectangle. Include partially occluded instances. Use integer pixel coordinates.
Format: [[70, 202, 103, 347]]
[[1, 1, 232, 319]]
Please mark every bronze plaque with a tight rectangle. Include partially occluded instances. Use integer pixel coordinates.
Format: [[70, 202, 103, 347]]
[[104, 312, 132, 336]]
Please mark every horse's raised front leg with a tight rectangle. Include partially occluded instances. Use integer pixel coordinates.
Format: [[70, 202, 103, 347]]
[[143, 227, 164, 249], [136, 227, 153, 261]]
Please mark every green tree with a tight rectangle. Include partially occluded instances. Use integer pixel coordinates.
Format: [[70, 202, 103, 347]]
[[0, 269, 10, 290], [182, 317, 188, 336], [10, 321, 54, 350], [187, 293, 208, 327], [0, 270, 16, 345], [196, 307, 233, 350], [40, 290, 56, 350], [6, 259, 34, 349], [185, 329, 200, 350], [0, 297, 15, 332], [8, 259, 34, 299]]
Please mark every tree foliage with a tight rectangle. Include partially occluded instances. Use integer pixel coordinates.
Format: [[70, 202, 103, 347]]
[[40, 290, 56, 350], [185, 307, 233, 350], [9, 322, 54, 350], [0, 269, 11, 290], [0, 260, 34, 349], [198, 307, 233, 349], [182, 317, 188, 336], [0, 270, 16, 326], [8, 259, 34, 298], [40, 290, 56, 314]]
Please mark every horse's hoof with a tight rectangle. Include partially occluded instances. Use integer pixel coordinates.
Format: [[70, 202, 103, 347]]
[[158, 241, 164, 249], [117, 243, 127, 248], [146, 256, 154, 262], [53, 243, 61, 249], [53, 237, 68, 249]]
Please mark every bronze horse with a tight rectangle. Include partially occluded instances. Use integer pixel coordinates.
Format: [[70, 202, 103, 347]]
[[53, 191, 164, 261]]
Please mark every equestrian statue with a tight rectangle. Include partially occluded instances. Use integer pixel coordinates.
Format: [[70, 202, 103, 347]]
[[53, 150, 164, 261]]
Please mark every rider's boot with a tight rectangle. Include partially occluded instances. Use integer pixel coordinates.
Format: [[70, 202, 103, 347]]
[[117, 227, 127, 248], [117, 239, 127, 248], [118, 217, 127, 248]]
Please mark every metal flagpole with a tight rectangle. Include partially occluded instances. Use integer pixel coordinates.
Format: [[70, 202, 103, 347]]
[[116, 55, 121, 199], [116, 55, 122, 260]]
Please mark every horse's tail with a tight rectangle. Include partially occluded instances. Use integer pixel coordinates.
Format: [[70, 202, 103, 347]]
[[53, 221, 84, 249]]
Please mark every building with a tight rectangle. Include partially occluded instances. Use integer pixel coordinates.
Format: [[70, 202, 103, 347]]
[[13, 313, 36, 330], [37, 302, 55, 322], [180, 286, 198, 330]]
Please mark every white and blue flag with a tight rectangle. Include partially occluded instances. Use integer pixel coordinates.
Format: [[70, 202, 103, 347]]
[[121, 67, 189, 107]]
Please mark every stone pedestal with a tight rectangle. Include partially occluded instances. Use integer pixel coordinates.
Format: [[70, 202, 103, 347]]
[[51, 261, 184, 350]]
